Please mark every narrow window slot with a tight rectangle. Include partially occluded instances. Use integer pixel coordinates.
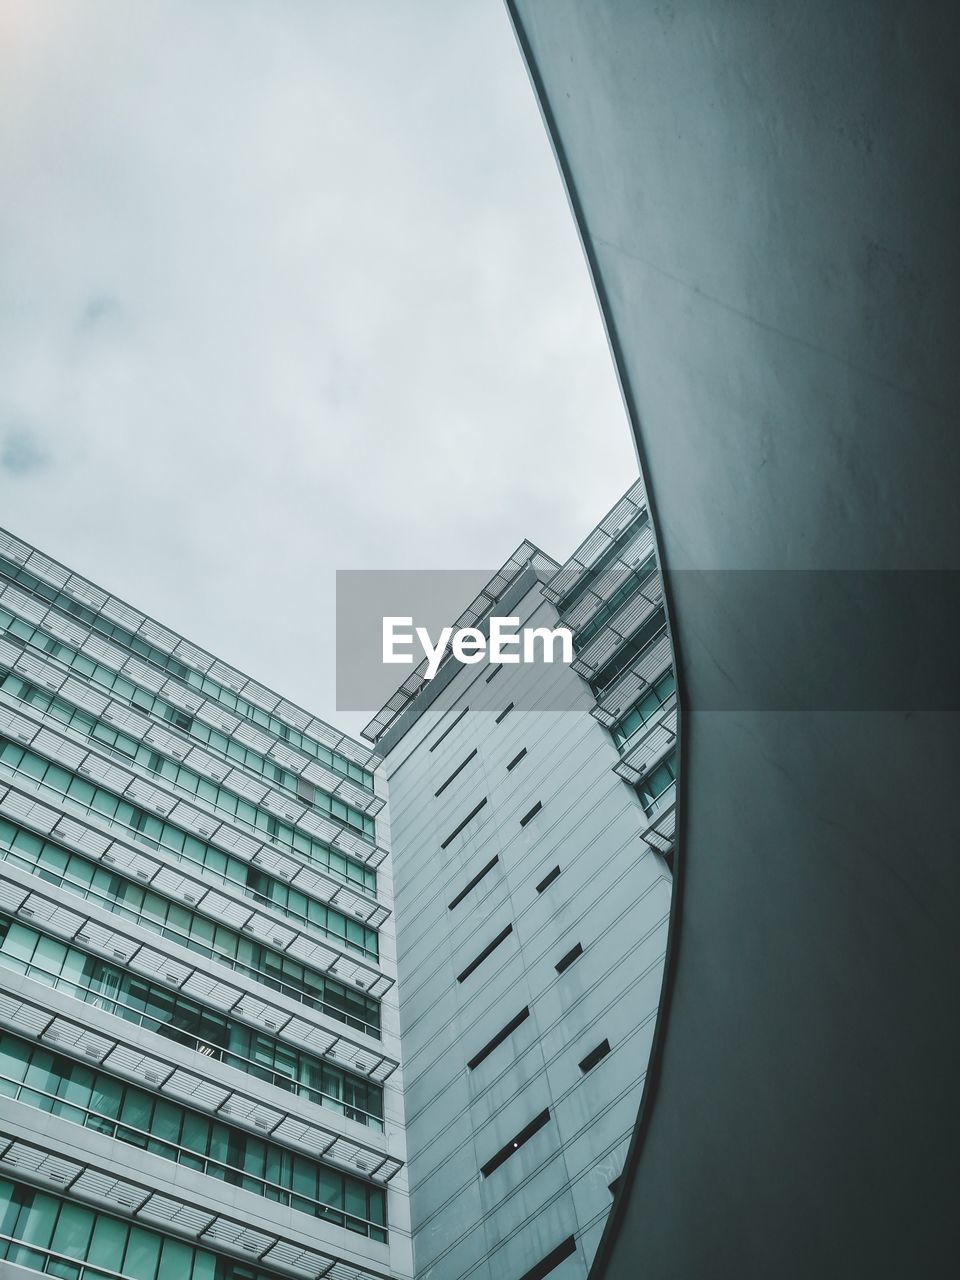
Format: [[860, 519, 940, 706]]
[[484, 665, 502, 683], [429, 705, 469, 752], [578, 1039, 611, 1073], [480, 1108, 550, 1178], [457, 924, 513, 983], [519, 801, 542, 828], [518, 1236, 577, 1280], [506, 747, 527, 772], [435, 749, 478, 798], [495, 702, 514, 725], [448, 856, 499, 910], [440, 797, 488, 850], [555, 942, 583, 974], [467, 1007, 530, 1070], [535, 866, 561, 894]]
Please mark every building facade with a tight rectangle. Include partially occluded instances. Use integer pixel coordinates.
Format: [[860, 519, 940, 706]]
[[363, 479, 676, 1280], [0, 477, 675, 1280], [0, 528, 414, 1280]]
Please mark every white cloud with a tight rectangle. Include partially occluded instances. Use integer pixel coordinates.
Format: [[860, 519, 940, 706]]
[[0, 0, 636, 735]]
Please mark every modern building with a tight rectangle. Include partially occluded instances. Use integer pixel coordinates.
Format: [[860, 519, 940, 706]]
[[0, 526, 414, 1280], [362, 479, 675, 1280], [0, 476, 676, 1280]]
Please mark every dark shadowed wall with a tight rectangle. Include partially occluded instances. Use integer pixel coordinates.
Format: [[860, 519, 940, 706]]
[[507, 3, 960, 1276]]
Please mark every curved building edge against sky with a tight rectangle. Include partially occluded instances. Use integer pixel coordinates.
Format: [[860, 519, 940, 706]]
[[506, 3, 960, 1278]]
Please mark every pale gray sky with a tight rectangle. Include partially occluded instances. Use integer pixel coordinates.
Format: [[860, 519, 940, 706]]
[[0, 0, 637, 736]]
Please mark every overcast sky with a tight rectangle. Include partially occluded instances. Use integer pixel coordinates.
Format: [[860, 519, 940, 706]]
[[0, 0, 636, 738]]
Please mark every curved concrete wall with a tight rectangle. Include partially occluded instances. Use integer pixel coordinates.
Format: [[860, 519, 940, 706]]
[[507, 3, 960, 1276]]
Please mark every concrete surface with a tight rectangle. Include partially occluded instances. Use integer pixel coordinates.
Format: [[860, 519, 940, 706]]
[[506, 3, 960, 1276]]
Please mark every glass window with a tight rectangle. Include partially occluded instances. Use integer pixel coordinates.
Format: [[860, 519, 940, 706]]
[[64, 773, 94, 803], [90, 790, 119, 820], [0, 742, 24, 767], [123, 1225, 162, 1280], [368, 1187, 386, 1227], [59, 948, 89, 989], [292, 1157, 316, 1200], [15, 1188, 59, 1251], [46, 762, 75, 793], [317, 1167, 342, 1209], [18, 751, 47, 781], [50, 1200, 95, 1260], [57, 1061, 94, 1108], [344, 1179, 367, 1228], [131, 687, 153, 712], [180, 1110, 211, 1158], [90, 1073, 123, 1121], [87, 1213, 127, 1272], [192, 1246, 217, 1280], [188, 914, 215, 946], [263, 1145, 285, 1189], [157, 1235, 194, 1280], [638, 751, 678, 816], [151, 1098, 182, 1144], [33, 935, 68, 974], [0, 1036, 30, 1085], [196, 778, 218, 804], [0, 922, 38, 964], [119, 1089, 153, 1131]]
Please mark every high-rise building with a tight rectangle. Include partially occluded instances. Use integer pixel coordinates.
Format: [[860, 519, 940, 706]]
[[0, 477, 675, 1280], [362, 478, 675, 1280], [0, 528, 414, 1280]]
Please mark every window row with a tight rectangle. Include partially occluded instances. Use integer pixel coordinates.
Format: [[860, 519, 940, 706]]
[[0, 734, 377, 946], [185, 716, 375, 812], [0, 914, 384, 1129], [0, 733, 376, 897], [611, 668, 677, 748], [0, 579, 372, 789], [0, 606, 368, 798], [95, 709, 370, 837], [637, 750, 677, 818], [0, 1177, 288, 1280], [0, 1031, 387, 1240], [0, 661, 373, 839], [0, 818, 380, 1034], [556, 509, 651, 613], [590, 604, 668, 694], [572, 552, 658, 651]]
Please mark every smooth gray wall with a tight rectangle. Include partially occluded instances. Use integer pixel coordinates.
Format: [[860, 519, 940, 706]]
[[507, 3, 960, 1277]]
